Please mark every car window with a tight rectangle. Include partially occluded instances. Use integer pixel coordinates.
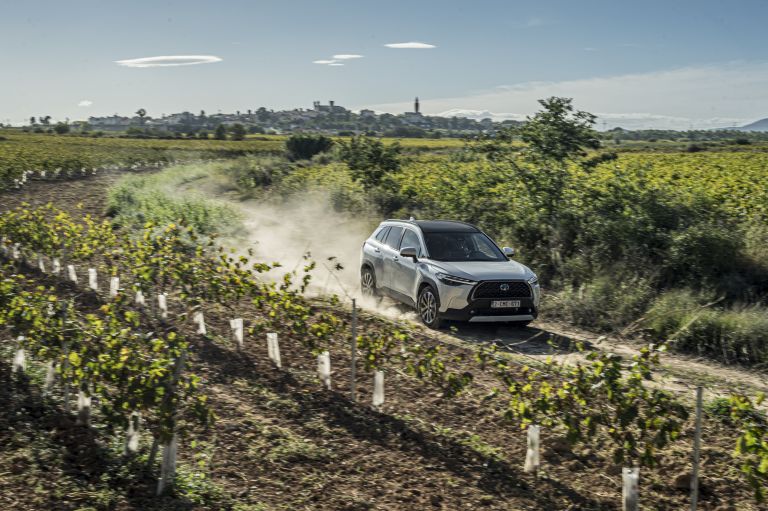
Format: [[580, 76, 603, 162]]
[[384, 226, 404, 249], [424, 232, 506, 261], [400, 229, 422, 255], [374, 226, 390, 243]]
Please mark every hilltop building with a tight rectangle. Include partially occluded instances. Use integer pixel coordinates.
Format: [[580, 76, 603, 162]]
[[403, 96, 424, 124], [313, 100, 347, 114]]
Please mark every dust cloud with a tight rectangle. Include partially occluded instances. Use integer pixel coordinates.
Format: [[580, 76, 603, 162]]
[[228, 192, 417, 320]]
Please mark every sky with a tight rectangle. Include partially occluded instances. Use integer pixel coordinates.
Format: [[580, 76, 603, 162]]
[[1, 0, 767, 129]]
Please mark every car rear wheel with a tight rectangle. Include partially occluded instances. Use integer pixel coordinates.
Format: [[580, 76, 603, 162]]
[[417, 285, 442, 329], [361, 267, 378, 297]]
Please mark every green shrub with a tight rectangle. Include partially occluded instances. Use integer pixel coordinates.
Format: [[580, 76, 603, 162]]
[[645, 291, 768, 365], [285, 134, 334, 161], [107, 163, 241, 237]]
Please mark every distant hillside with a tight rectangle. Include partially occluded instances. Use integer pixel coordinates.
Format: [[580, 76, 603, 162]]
[[739, 118, 768, 131]]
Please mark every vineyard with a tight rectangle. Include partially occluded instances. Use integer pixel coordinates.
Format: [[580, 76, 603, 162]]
[[1, 126, 768, 508], [1, 192, 767, 509], [0, 132, 286, 190]]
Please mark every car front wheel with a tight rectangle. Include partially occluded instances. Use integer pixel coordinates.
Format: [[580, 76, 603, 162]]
[[417, 285, 442, 329], [361, 267, 378, 297]]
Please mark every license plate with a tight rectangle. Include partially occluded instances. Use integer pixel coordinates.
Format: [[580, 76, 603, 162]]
[[491, 300, 520, 309]]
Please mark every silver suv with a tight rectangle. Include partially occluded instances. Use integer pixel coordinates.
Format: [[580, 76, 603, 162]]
[[360, 219, 540, 328]]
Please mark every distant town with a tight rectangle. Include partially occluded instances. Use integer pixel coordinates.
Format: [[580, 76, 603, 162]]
[[75, 98, 518, 138]]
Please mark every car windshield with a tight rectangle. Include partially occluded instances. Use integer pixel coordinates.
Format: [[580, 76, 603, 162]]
[[424, 232, 506, 262]]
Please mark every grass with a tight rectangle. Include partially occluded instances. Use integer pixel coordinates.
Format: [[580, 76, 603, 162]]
[[106, 162, 242, 237]]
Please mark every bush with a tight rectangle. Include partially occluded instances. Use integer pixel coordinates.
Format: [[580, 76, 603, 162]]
[[227, 156, 292, 192], [645, 291, 768, 365], [339, 136, 401, 190], [285, 134, 334, 161], [543, 272, 656, 331]]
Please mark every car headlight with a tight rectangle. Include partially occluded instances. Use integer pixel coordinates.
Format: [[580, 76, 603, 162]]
[[527, 274, 539, 286], [436, 272, 476, 286]]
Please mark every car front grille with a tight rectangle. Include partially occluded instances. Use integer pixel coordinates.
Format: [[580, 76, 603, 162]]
[[472, 280, 531, 299]]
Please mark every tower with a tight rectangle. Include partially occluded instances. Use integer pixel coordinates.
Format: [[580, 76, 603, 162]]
[[414, 96, 420, 114]]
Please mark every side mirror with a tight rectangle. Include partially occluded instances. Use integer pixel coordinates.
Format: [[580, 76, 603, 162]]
[[502, 246, 515, 258], [399, 246, 418, 261]]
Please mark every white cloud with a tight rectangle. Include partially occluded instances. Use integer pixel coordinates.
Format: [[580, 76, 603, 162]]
[[333, 54, 363, 60], [114, 55, 222, 68], [77, 100, 93, 107], [313, 59, 338, 64], [366, 62, 768, 129], [329, 63, 345, 67], [583, 47, 598, 52], [384, 42, 436, 49]]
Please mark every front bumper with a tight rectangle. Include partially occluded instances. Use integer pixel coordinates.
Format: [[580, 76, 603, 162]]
[[440, 297, 538, 322]]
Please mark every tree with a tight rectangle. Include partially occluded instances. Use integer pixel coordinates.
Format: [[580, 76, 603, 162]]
[[136, 108, 147, 125], [40, 115, 52, 126], [53, 122, 70, 135], [519, 97, 600, 163], [214, 124, 227, 140], [30, 116, 36, 126], [285, 133, 334, 160], [230, 123, 246, 141], [339, 136, 401, 190]]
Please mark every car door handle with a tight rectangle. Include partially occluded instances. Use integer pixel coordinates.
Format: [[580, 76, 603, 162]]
[[374, 248, 380, 253], [393, 256, 399, 262]]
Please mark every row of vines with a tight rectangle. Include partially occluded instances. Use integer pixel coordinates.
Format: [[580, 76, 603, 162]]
[[0, 133, 284, 190], [0, 203, 766, 504]]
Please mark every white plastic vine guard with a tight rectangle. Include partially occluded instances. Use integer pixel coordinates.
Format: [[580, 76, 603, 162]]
[[622, 467, 639, 511], [194, 311, 207, 335], [88, 268, 98, 291], [67, 264, 78, 283], [109, 277, 120, 298], [230, 318, 244, 348], [267, 332, 281, 367], [158, 293, 168, 318], [317, 351, 331, 389], [524, 424, 541, 474], [373, 370, 385, 408]]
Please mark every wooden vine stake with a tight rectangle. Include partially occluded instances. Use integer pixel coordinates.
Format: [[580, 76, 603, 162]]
[[267, 332, 281, 368], [350, 299, 357, 401], [373, 370, 385, 408], [87, 268, 99, 291], [157, 434, 179, 495], [67, 264, 78, 283], [37, 254, 46, 273], [317, 351, 331, 389], [622, 467, 639, 511], [52, 257, 61, 275], [230, 318, 244, 349], [109, 277, 120, 298], [524, 424, 541, 475]]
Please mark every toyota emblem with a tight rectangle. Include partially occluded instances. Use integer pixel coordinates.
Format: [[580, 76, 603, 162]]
[[500, 284, 510, 291]]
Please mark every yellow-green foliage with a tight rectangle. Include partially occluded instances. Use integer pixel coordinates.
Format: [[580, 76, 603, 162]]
[[107, 162, 241, 236], [0, 132, 284, 189]]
